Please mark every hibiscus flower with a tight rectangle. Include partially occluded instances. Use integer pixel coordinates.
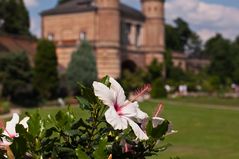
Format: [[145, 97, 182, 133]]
[[0, 113, 29, 146], [93, 77, 149, 140]]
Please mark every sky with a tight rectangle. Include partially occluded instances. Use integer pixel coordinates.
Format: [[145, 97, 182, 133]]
[[24, 0, 239, 42]]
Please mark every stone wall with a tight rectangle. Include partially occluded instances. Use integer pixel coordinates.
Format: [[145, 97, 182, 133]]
[[96, 48, 121, 78]]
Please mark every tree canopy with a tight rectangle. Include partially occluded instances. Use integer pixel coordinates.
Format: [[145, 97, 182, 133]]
[[166, 18, 202, 55], [58, 0, 71, 5], [0, 0, 30, 35], [33, 39, 59, 99], [66, 40, 97, 94], [0, 52, 39, 106], [204, 34, 239, 84]]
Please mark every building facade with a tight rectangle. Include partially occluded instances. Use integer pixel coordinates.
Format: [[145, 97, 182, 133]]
[[41, 0, 166, 78]]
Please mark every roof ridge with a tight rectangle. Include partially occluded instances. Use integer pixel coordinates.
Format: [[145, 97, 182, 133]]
[[41, 1, 145, 21]]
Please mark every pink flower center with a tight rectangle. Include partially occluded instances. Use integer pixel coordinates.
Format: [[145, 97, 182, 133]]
[[5, 129, 15, 139], [114, 103, 122, 115]]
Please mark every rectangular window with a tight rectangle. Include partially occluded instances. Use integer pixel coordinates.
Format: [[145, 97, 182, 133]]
[[135, 25, 141, 47], [47, 33, 54, 41], [80, 32, 87, 40], [126, 23, 131, 45]]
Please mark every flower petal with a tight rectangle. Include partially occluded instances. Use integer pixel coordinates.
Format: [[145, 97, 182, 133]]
[[3, 113, 19, 137], [120, 102, 138, 118], [93, 81, 115, 107], [105, 107, 128, 130], [0, 137, 12, 146], [109, 77, 126, 106], [126, 118, 149, 140], [136, 106, 148, 120], [152, 117, 165, 128], [166, 123, 178, 136], [19, 117, 30, 129]]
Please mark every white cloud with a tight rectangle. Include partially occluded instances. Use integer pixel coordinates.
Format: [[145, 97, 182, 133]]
[[197, 29, 216, 42], [24, 0, 38, 8], [30, 17, 41, 37], [165, 0, 239, 41]]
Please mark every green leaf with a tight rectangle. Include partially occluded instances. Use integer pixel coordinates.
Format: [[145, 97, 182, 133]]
[[10, 125, 28, 158], [64, 130, 80, 136], [100, 75, 110, 87], [45, 127, 58, 137], [57, 147, 76, 158], [26, 111, 44, 137], [75, 148, 89, 159], [93, 138, 108, 159], [15, 124, 28, 135], [55, 111, 64, 121], [147, 119, 170, 139], [76, 96, 91, 110], [71, 118, 91, 130], [78, 82, 97, 105], [54, 110, 73, 130], [146, 119, 153, 136]]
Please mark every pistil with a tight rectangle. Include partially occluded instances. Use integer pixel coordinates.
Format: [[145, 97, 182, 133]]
[[154, 103, 164, 117]]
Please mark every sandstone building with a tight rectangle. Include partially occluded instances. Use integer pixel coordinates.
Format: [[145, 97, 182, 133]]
[[41, 0, 185, 78]]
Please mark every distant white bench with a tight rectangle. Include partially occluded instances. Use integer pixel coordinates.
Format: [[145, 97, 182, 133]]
[[58, 98, 66, 107]]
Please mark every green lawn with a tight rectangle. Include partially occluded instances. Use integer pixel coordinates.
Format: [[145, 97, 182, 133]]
[[23, 97, 239, 159]]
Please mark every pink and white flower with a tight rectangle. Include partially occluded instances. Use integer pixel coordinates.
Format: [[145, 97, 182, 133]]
[[93, 77, 149, 140], [0, 113, 29, 146]]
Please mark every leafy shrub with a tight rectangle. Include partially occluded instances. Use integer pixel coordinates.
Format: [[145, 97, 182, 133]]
[[58, 74, 69, 98], [120, 69, 146, 95], [201, 75, 221, 93], [33, 39, 59, 99], [0, 76, 175, 159], [66, 40, 97, 94], [151, 78, 167, 98], [146, 58, 163, 82], [0, 52, 40, 107]]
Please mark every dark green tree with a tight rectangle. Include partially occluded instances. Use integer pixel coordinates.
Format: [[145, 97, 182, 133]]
[[166, 18, 202, 55], [164, 50, 173, 79], [204, 34, 234, 84], [66, 41, 97, 94], [18, 0, 30, 34], [231, 36, 239, 83], [0, 0, 6, 33], [146, 58, 162, 82], [33, 39, 59, 99], [163, 50, 188, 82], [0, 52, 39, 106], [58, 0, 71, 4], [1, 0, 30, 35], [185, 32, 202, 55], [174, 18, 192, 51], [151, 78, 167, 98], [165, 24, 181, 51]]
